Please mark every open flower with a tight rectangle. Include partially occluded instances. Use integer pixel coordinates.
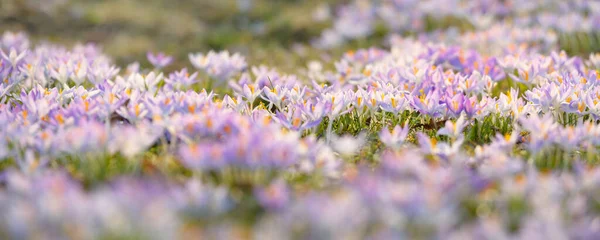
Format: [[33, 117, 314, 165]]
[[437, 115, 468, 139], [275, 107, 322, 131], [189, 50, 247, 82], [147, 52, 173, 69], [379, 122, 410, 149], [331, 132, 366, 157], [255, 180, 290, 211], [165, 68, 198, 90], [1, 47, 27, 68]]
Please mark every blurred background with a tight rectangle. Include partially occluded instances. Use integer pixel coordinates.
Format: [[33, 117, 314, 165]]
[[0, 0, 344, 72]]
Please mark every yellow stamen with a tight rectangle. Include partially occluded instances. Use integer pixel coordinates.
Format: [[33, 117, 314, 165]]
[[578, 102, 586, 113], [419, 95, 426, 104], [135, 104, 141, 116], [55, 114, 64, 125], [75, 62, 81, 74], [41, 132, 49, 140], [363, 69, 372, 77], [263, 116, 271, 125], [514, 174, 525, 184], [292, 117, 301, 128], [190, 144, 199, 154]]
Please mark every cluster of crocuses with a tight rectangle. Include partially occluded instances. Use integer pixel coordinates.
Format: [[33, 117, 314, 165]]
[[388, 22, 560, 57], [314, 0, 600, 49], [4, 23, 600, 238]]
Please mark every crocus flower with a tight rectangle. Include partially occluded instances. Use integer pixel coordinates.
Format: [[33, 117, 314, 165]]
[[255, 180, 290, 211], [1, 48, 27, 68], [417, 132, 438, 155], [380, 92, 408, 113], [189, 51, 247, 82], [109, 122, 161, 158], [411, 90, 445, 118], [445, 93, 464, 117], [116, 99, 149, 123], [519, 114, 559, 153], [379, 122, 410, 149], [0, 31, 29, 51], [437, 115, 467, 139], [509, 63, 542, 85], [463, 95, 487, 119], [165, 68, 198, 90], [178, 143, 227, 170], [275, 107, 321, 131], [331, 133, 366, 157], [489, 130, 520, 151], [262, 85, 288, 110], [147, 52, 173, 69]]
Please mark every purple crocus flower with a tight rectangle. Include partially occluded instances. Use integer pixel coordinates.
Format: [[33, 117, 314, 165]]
[[275, 108, 321, 131], [116, 99, 149, 123], [147, 52, 173, 69], [463, 95, 487, 118], [411, 90, 445, 118], [519, 114, 558, 153], [380, 92, 408, 113], [189, 51, 247, 82], [379, 122, 410, 149], [165, 68, 198, 90], [0, 31, 29, 51], [1, 48, 27, 68], [437, 115, 468, 139], [255, 180, 290, 211], [178, 143, 227, 170], [445, 93, 464, 117]]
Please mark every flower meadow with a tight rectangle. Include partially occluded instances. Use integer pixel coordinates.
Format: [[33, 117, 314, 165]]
[[4, 0, 600, 239]]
